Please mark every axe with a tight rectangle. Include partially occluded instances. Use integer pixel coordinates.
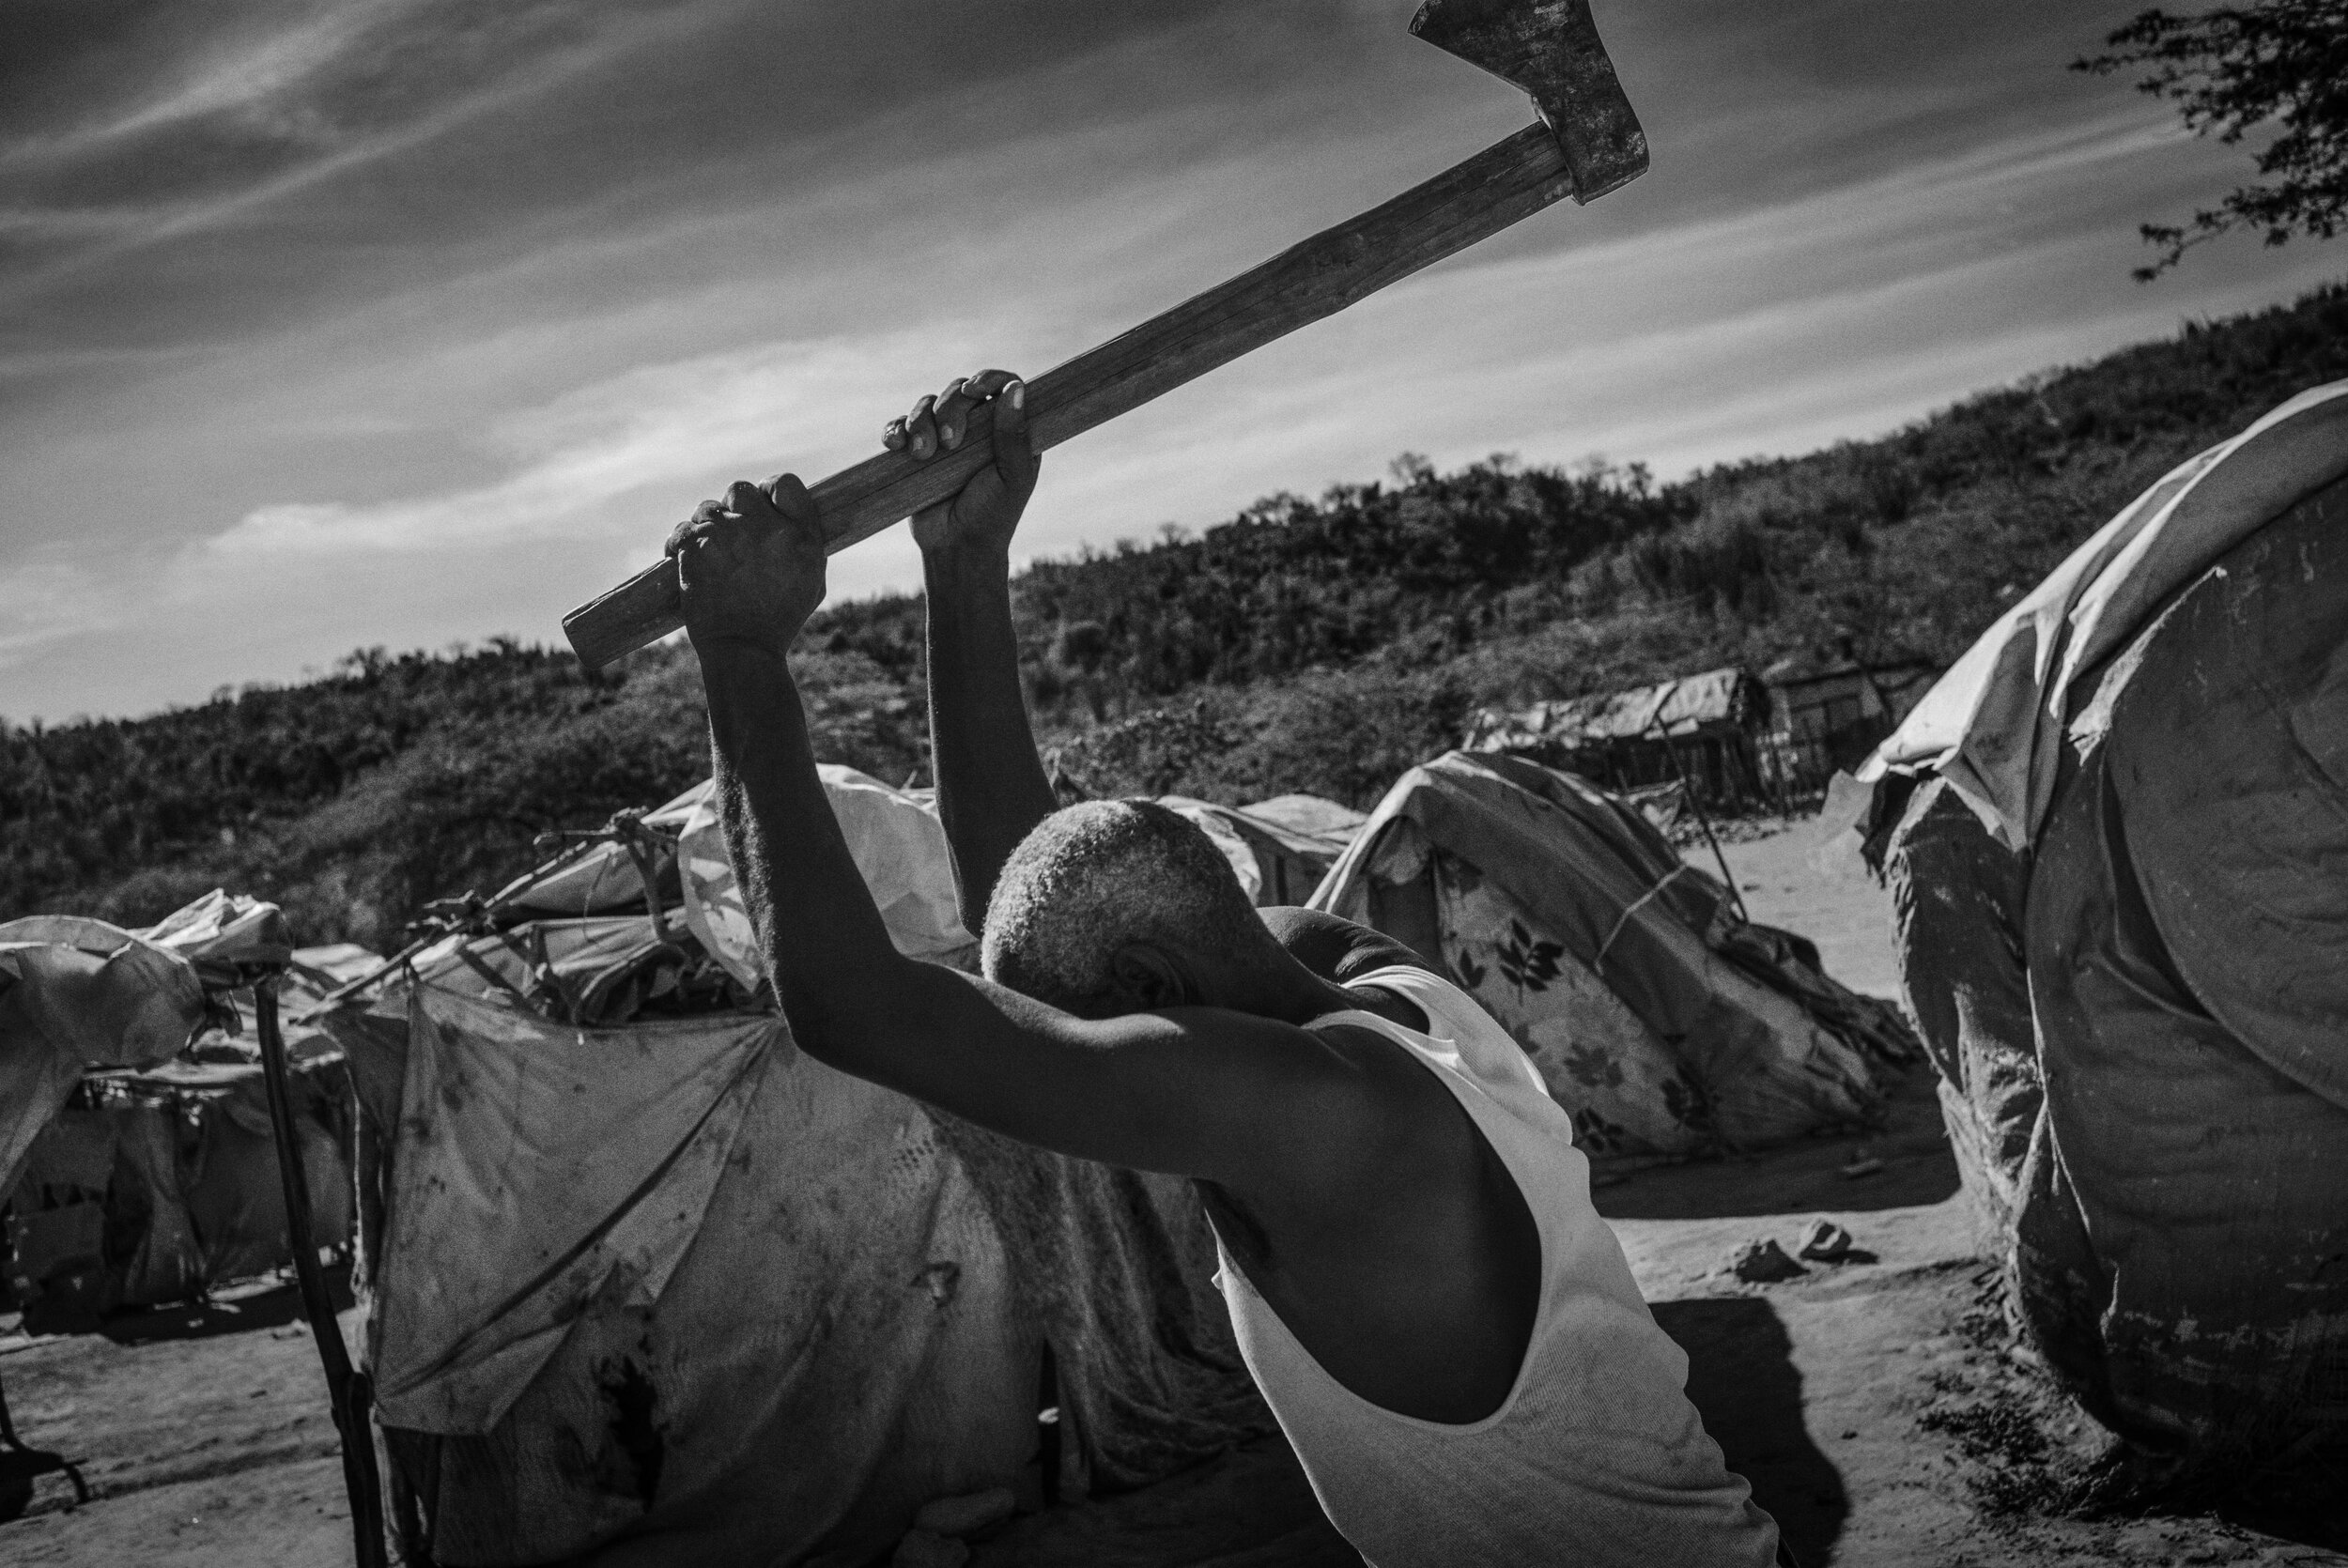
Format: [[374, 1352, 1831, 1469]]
[[563, 0, 1645, 669]]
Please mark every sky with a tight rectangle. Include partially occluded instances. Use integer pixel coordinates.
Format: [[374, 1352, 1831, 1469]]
[[3, 0, 2341, 722]]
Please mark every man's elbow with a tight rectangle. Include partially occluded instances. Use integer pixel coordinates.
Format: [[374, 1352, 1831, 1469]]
[[772, 983, 870, 1069], [770, 957, 929, 1073]]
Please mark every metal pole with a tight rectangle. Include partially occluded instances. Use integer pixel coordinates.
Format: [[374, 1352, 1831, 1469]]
[[255, 979, 388, 1568]]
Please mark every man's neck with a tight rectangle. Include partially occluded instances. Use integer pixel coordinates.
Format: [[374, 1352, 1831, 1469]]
[[1253, 968, 1428, 1034]]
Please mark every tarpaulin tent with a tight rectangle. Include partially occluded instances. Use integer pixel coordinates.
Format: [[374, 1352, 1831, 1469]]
[[1159, 796, 1356, 907], [1242, 793, 1368, 854], [2, 893, 363, 1318], [331, 765, 1266, 1567], [1, 916, 202, 1200], [1311, 750, 1915, 1164], [1860, 380, 2348, 1479]]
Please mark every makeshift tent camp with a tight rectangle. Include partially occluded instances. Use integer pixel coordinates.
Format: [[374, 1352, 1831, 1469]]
[[3, 893, 362, 1319], [1311, 751, 1915, 1164], [1858, 380, 2348, 1480], [329, 765, 1266, 1567]]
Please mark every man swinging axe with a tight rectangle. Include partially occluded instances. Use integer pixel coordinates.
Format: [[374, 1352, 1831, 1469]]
[[631, 2, 1784, 1561]]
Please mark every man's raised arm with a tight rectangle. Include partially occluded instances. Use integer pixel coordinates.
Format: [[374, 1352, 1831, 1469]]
[[669, 476, 1390, 1188], [886, 371, 1057, 931]]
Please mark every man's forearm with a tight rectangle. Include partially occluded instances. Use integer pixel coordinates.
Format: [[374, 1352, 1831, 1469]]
[[702, 642, 915, 1049], [923, 543, 1058, 930]]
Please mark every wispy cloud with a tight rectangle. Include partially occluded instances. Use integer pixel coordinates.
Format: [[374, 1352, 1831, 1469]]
[[200, 327, 995, 559], [48, 9, 378, 150], [0, 563, 123, 669], [190, 107, 2193, 570], [3, 0, 2339, 720]]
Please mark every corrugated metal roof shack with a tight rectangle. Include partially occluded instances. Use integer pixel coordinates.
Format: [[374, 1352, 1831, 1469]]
[[1758, 656, 1937, 794], [1462, 667, 1770, 810]]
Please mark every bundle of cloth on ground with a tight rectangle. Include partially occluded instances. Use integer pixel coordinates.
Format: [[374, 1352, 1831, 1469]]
[[1309, 750, 1916, 1164], [1854, 380, 2348, 1480], [1, 893, 364, 1317], [328, 764, 1272, 1567]]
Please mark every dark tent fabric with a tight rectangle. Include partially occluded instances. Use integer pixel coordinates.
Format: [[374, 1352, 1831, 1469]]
[[1877, 778, 2038, 1254], [8, 1062, 352, 1316], [928, 1120, 1275, 1494], [1879, 461, 2348, 1475]]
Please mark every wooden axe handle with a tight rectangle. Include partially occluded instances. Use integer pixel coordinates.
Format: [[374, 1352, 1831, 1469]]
[[564, 122, 1576, 669]]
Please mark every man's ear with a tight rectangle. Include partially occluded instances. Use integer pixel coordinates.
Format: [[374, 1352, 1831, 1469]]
[[1107, 943, 1195, 1010]]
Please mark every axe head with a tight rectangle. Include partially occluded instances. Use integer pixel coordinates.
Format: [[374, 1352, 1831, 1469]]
[[1411, 0, 1647, 202]]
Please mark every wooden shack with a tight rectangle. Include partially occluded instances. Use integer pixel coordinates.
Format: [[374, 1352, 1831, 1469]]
[[1462, 666, 1769, 809], [1758, 654, 1937, 792]]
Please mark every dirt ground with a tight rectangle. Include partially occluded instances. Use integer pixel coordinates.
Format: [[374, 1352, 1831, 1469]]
[[2, 819, 2340, 1566]]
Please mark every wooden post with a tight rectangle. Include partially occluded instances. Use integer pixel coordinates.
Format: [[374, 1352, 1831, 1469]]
[[1647, 719, 1749, 925], [256, 980, 388, 1568]]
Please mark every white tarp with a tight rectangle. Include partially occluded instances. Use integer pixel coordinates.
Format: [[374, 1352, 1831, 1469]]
[[136, 889, 292, 977], [1158, 797, 1354, 908], [1241, 793, 1367, 850], [371, 987, 774, 1435], [0, 915, 207, 1195], [659, 767, 975, 989], [339, 987, 1040, 1566], [1857, 378, 2348, 850]]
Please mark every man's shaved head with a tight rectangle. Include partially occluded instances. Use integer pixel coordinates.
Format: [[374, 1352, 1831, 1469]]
[[982, 800, 1274, 1017]]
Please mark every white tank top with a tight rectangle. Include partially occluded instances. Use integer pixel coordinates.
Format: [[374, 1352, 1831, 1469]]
[[1211, 965, 1781, 1567]]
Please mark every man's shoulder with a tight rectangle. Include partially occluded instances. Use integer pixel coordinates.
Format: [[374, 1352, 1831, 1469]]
[[1259, 906, 1444, 990]]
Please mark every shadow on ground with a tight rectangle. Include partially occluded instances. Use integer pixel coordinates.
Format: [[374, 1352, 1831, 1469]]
[[1652, 1296, 1846, 1566], [1596, 1065, 1957, 1222], [14, 1263, 356, 1346]]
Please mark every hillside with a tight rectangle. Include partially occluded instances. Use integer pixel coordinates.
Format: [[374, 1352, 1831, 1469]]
[[6, 281, 2346, 948]]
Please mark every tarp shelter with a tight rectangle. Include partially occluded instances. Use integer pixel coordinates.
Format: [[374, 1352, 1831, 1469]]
[[330, 765, 1267, 1567], [1242, 793, 1369, 853], [1464, 667, 1770, 810], [1312, 751, 1914, 1164], [1857, 380, 2348, 1478], [1159, 795, 1359, 907], [2, 894, 364, 1318]]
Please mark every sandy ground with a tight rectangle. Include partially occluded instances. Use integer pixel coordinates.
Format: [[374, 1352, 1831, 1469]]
[[0, 1275, 364, 1564], [2, 819, 2340, 1565]]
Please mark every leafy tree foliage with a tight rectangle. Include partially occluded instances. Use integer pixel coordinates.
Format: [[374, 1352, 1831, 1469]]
[[2077, 0, 2348, 277]]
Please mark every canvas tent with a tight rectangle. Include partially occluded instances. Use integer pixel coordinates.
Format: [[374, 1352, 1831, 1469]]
[[1311, 750, 1914, 1164], [1242, 792, 1369, 852], [1855, 380, 2348, 1479], [329, 765, 1267, 1567], [1159, 794, 1362, 907], [2, 892, 363, 1319]]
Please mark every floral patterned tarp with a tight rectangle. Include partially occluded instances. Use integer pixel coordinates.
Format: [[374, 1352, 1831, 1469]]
[[1314, 751, 1916, 1165]]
